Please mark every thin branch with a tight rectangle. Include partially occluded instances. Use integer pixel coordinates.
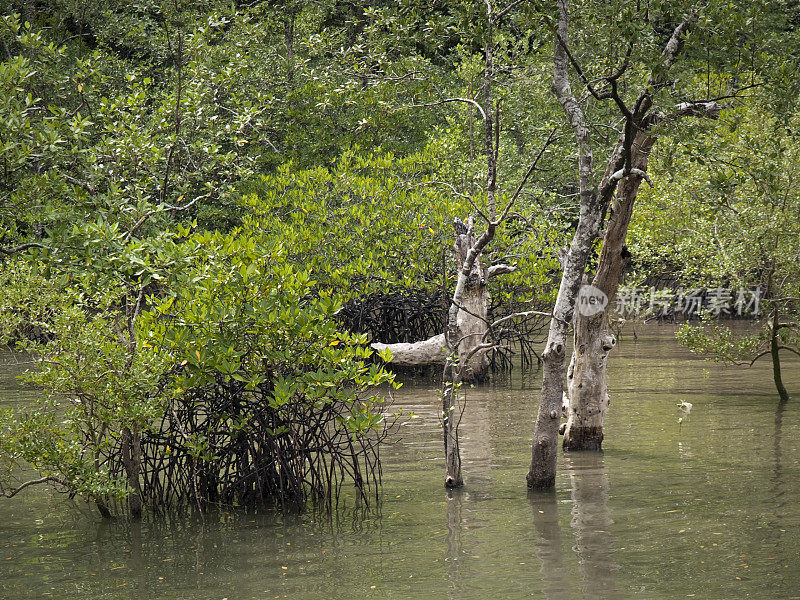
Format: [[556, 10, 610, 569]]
[[497, 0, 526, 19], [490, 310, 554, 329], [392, 97, 487, 121], [608, 167, 652, 186], [1, 476, 70, 498], [554, 31, 611, 101], [680, 82, 765, 105], [0, 242, 46, 256], [125, 193, 207, 242], [495, 127, 559, 225], [58, 171, 96, 196], [776, 345, 800, 359]]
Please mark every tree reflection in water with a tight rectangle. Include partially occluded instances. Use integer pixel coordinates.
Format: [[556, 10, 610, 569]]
[[531, 452, 619, 599]]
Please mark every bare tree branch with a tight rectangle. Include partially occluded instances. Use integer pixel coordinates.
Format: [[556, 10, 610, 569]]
[[392, 97, 487, 121], [497, 0, 526, 19], [487, 264, 516, 278], [125, 193, 208, 242], [58, 171, 96, 196], [496, 127, 559, 225]]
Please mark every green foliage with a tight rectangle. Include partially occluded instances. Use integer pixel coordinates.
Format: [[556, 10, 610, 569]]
[[150, 230, 398, 436], [632, 95, 800, 396], [0, 228, 397, 511], [241, 152, 463, 298], [630, 98, 800, 293], [676, 318, 763, 364], [240, 150, 562, 315], [2, 0, 799, 508], [0, 256, 170, 502]]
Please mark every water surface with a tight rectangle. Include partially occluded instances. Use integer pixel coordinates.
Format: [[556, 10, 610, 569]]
[[1, 326, 799, 599]]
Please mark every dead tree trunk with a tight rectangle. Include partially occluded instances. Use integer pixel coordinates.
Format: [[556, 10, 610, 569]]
[[371, 334, 447, 367], [451, 219, 491, 380], [527, 2, 698, 487], [371, 219, 494, 381], [527, 1, 720, 469], [527, 0, 611, 490], [563, 132, 654, 451], [443, 217, 492, 488], [563, 101, 722, 450]]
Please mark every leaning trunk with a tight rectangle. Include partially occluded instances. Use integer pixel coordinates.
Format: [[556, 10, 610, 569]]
[[770, 304, 790, 402], [563, 133, 654, 451]]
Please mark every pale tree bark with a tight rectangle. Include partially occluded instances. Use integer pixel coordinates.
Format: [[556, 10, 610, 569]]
[[530, 4, 721, 476], [527, 0, 612, 490], [371, 334, 447, 367], [452, 219, 492, 380], [562, 85, 723, 450], [371, 220, 499, 380], [443, 217, 494, 487], [563, 132, 654, 450]]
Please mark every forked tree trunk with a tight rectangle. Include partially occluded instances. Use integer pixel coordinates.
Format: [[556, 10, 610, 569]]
[[563, 133, 654, 451], [527, 207, 604, 489], [563, 101, 722, 448], [451, 220, 491, 381], [529, 2, 712, 485], [527, 0, 609, 490]]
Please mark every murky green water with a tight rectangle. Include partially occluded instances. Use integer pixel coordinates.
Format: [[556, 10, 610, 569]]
[[1, 326, 799, 599]]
